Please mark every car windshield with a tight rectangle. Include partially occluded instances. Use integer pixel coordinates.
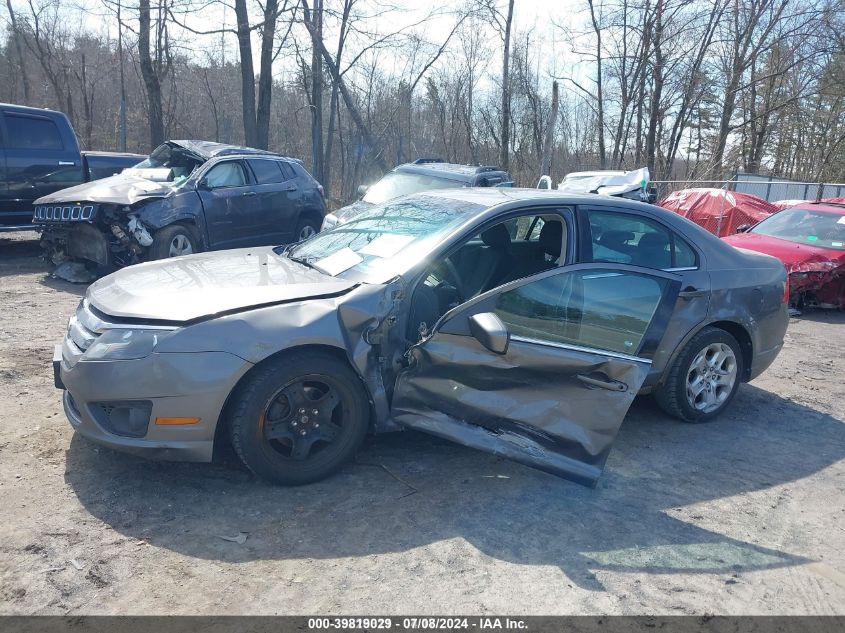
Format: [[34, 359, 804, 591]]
[[361, 172, 465, 204], [285, 195, 484, 282], [750, 207, 845, 251], [133, 143, 204, 186]]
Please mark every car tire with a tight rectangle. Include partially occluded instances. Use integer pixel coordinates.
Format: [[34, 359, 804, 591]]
[[654, 326, 744, 423], [148, 224, 200, 260], [294, 216, 321, 242], [228, 351, 370, 485]]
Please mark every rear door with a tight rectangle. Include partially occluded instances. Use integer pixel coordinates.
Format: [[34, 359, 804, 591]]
[[579, 206, 710, 382], [1, 110, 79, 222], [196, 159, 262, 249], [245, 158, 298, 245], [390, 263, 681, 486]]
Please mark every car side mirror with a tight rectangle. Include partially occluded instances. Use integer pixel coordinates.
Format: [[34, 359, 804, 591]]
[[357, 184, 369, 198], [468, 312, 509, 355], [736, 224, 752, 233], [197, 179, 211, 191]]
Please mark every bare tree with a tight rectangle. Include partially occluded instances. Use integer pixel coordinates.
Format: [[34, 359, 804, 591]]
[[5, 0, 31, 101], [138, 0, 171, 148]]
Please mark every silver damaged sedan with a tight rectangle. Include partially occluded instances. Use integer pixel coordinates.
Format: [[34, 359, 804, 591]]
[[56, 189, 789, 486]]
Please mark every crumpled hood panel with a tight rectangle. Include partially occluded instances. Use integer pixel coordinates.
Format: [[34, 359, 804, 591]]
[[87, 247, 356, 322], [34, 173, 174, 206], [723, 233, 845, 306], [723, 233, 845, 273]]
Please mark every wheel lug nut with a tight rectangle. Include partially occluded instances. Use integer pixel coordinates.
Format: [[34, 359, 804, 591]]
[[299, 408, 305, 414], [312, 409, 318, 415], [300, 430, 307, 436], [314, 423, 319, 428]]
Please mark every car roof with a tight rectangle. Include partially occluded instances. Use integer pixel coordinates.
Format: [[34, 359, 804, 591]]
[[169, 140, 279, 159], [414, 187, 736, 249], [394, 161, 508, 181], [0, 102, 64, 116]]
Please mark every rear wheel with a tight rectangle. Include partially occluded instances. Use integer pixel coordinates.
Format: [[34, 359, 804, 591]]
[[294, 216, 321, 242], [654, 327, 743, 423], [148, 224, 200, 260], [228, 351, 369, 485]]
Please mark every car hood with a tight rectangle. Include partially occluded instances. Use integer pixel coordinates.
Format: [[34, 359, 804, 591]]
[[34, 172, 176, 206], [723, 233, 845, 273], [332, 199, 374, 223], [87, 247, 357, 322]]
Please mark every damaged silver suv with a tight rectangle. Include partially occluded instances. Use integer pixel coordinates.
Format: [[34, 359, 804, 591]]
[[55, 188, 788, 487], [34, 140, 326, 270]]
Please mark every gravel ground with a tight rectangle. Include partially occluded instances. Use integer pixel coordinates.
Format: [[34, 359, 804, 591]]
[[1, 231, 844, 615]]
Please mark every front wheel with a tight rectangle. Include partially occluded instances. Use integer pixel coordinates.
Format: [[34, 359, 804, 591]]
[[148, 224, 200, 260], [228, 351, 370, 485], [654, 327, 743, 423]]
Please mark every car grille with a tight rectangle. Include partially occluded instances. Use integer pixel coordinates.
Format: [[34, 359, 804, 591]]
[[33, 204, 96, 223]]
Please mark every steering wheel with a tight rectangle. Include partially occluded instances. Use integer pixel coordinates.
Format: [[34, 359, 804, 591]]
[[441, 257, 467, 303]]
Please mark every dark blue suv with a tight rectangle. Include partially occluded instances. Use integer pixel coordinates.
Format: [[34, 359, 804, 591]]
[[34, 140, 326, 268], [322, 158, 511, 229]]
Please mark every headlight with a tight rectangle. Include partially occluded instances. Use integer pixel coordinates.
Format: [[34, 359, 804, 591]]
[[321, 213, 338, 230], [84, 329, 161, 361]]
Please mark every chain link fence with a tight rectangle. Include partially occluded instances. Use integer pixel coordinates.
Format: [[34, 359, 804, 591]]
[[649, 173, 845, 204]]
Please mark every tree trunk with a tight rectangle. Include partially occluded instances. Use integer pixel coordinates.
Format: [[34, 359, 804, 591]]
[[4, 0, 30, 102], [138, 0, 165, 149], [587, 0, 606, 168], [234, 0, 257, 147], [499, 0, 515, 172], [541, 80, 559, 176], [255, 0, 278, 150], [308, 0, 324, 182], [645, 0, 664, 176]]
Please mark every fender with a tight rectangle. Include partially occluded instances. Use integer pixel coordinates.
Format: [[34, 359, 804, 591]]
[[135, 191, 208, 246]]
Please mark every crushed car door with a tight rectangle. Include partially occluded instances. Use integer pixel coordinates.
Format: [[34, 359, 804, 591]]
[[390, 263, 681, 486]]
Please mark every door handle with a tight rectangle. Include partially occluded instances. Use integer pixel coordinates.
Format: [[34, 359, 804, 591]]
[[242, 191, 256, 197], [58, 160, 76, 166], [679, 286, 706, 298], [285, 185, 298, 192], [576, 374, 628, 392]]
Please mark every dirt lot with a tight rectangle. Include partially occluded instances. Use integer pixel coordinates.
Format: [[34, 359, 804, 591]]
[[0, 230, 844, 616]]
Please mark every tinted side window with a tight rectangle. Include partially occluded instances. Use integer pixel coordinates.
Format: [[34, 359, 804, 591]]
[[204, 162, 247, 188], [279, 161, 296, 180], [248, 159, 285, 184], [586, 210, 696, 270], [495, 269, 667, 356], [4, 114, 64, 150]]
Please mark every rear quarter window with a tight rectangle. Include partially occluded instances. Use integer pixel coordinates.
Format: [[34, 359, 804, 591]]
[[3, 114, 64, 150], [248, 159, 286, 184], [279, 161, 297, 180]]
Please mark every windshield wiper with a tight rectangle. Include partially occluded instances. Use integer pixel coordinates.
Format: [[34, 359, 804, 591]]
[[287, 253, 330, 275]]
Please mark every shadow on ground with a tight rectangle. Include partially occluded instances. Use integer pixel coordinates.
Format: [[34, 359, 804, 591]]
[[63, 383, 843, 590]]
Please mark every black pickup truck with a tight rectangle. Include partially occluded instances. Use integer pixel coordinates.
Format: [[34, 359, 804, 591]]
[[0, 103, 143, 232]]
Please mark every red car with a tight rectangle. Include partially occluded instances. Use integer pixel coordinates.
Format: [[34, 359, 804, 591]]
[[723, 201, 845, 309]]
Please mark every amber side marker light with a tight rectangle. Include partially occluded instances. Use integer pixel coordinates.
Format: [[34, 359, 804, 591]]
[[155, 416, 201, 426]]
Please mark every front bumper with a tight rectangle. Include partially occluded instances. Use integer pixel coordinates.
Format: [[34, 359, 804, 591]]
[[59, 346, 252, 462]]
